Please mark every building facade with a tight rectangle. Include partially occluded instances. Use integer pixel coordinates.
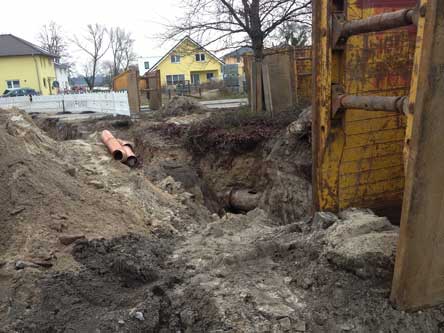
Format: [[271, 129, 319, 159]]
[[223, 47, 252, 77], [54, 63, 70, 92], [0, 34, 57, 95], [137, 56, 161, 75], [150, 36, 224, 87]]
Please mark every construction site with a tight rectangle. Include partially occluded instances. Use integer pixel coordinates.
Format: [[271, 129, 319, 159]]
[[1, 0, 444, 332]]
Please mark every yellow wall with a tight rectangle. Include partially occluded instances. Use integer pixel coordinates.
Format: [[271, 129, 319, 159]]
[[224, 55, 245, 76], [0, 55, 56, 95], [155, 39, 222, 86]]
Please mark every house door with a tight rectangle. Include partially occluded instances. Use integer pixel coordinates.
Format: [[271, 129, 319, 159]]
[[191, 73, 200, 85]]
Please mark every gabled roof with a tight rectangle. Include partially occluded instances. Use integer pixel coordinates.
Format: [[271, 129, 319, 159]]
[[149, 36, 224, 71], [0, 34, 57, 58], [223, 47, 253, 58]]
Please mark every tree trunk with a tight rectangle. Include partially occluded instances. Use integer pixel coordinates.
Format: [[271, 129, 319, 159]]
[[251, 36, 264, 112], [90, 59, 97, 91]]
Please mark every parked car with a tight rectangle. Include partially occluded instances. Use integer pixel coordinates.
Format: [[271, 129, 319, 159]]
[[2, 88, 38, 97]]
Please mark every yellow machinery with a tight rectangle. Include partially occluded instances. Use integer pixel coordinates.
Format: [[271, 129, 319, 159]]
[[313, 0, 444, 309]]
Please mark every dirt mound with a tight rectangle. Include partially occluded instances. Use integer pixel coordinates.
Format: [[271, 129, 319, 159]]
[[162, 96, 208, 116], [10, 234, 179, 333], [0, 108, 209, 331], [0, 109, 148, 266]]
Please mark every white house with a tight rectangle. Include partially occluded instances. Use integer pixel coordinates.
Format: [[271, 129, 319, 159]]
[[54, 63, 70, 92], [137, 56, 161, 75]]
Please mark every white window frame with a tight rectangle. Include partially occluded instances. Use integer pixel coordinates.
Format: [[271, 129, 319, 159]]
[[144, 61, 150, 69], [6, 80, 20, 89], [171, 55, 181, 64], [166, 74, 185, 85], [195, 53, 206, 62]]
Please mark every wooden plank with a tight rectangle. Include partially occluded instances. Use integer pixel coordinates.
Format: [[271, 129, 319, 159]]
[[391, 0, 444, 309], [147, 70, 162, 110], [262, 63, 273, 116]]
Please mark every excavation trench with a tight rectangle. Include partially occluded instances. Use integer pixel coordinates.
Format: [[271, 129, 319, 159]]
[[35, 108, 313, 223], [4, 107, 444, 332]]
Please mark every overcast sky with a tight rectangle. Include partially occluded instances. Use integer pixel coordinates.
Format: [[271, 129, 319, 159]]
[[0, 0, 188, 70]]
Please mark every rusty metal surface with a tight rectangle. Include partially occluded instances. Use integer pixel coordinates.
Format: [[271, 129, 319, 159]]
[[338, 8, 416, 41], [313, 0, 417, 212], [338, 94, 408, 113], [391, 0, 444, 309], [294, 47, 313, 101]]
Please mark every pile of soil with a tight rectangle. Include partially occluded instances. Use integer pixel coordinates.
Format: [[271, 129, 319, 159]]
[[162, 96, 209, 117], [0, 108, 210, 331], [2, 107, 444, 332]]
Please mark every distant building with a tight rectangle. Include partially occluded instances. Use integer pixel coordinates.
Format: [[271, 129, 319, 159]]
[[149, 36, 224, 87], [137, 56, 162, 75], [223, 47, 252, 76], [0, 34, 57, 95], [54, 63, 70, 92], [69, 74, 110, 91]]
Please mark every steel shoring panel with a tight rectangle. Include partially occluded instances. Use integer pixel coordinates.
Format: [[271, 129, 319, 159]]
[[391, 0, 444, 310], [312, 0, 416, 214]]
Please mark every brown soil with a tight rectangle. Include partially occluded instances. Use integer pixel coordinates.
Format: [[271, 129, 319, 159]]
[[1, 107, 444, 332]]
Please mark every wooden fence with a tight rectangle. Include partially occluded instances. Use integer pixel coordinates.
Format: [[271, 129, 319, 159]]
[[244, 46, 312, 113]]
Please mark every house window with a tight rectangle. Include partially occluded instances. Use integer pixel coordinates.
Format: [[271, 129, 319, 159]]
[[171, 55, 181, 64], [195, 53, 205, 62], [166, 74, 185, 85], [6, 80, 20, 89], [43, 78, 47, 88], [206, 73, 214, 80], [144, 61, 150, 69], [236, 55, 241, 63]]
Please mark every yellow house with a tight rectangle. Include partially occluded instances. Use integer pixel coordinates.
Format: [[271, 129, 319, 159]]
[[223, 47, 252, 77], [150, 36, 224, 87], [0, 34, 57, 95]]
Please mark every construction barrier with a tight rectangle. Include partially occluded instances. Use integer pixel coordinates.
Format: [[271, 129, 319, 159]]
[[0, 92, 131, 116], [244, 46, 313, 113], [312, 0, 416, 217], [391, 0, 444, 310], [314, 0, 444, 310]]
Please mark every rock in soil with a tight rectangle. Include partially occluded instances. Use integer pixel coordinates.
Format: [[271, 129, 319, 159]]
[[59, 234, 86, 245]]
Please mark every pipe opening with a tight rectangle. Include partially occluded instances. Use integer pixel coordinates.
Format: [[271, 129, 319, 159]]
[[113, 151, 123, 161], [126, 156, 138, 167]]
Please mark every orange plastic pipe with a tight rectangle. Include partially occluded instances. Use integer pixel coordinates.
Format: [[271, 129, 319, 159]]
[[122, 145, 138, 167], [101, 130, 124, 161], [117, 139, 135, 151]]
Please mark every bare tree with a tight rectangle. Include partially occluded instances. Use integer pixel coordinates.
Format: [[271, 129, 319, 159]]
[[38, 21, 68, 62], [275, 22, 310, 47], [164, 0, 311, 61], [73, 24, 110, 90], [164, 0, 311, 111], [101, 60, 115, 88], [109, 27, 137, 76]]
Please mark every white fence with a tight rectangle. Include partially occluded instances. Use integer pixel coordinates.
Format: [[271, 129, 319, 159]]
[[0, 92, 130, 116]]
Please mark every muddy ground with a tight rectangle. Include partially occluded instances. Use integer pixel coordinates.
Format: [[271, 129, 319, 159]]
[[1, 101, 444, 332]]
